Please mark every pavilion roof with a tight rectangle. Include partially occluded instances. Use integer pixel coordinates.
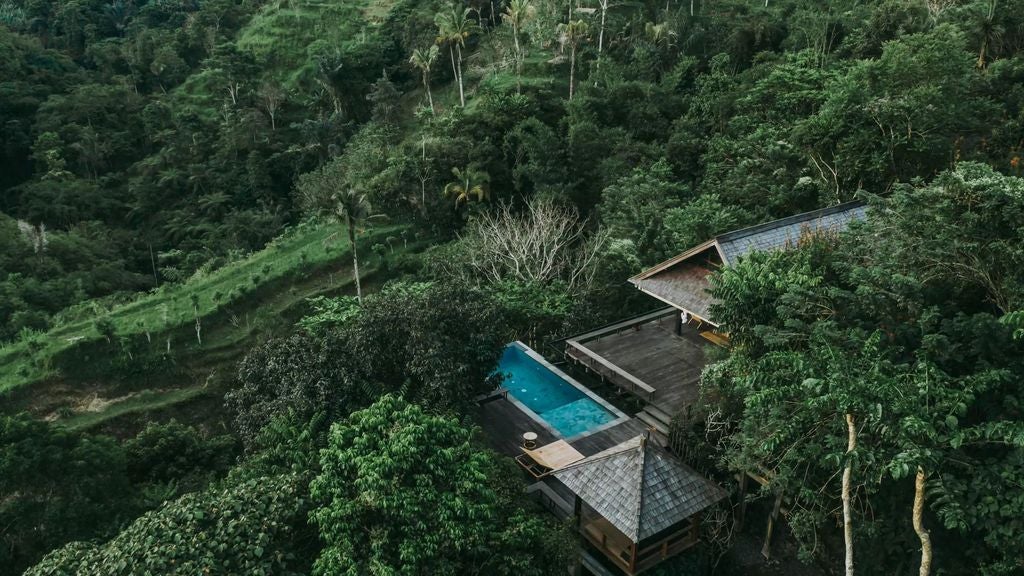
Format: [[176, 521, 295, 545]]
[[553, 435, 727, 542]]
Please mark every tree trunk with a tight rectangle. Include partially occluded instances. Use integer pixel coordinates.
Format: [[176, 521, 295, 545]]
[[456, 44, 466, 106], [977, 38, 988, 69], [448, 45, 463, 107], [513, 23, 522, 93], [347, 216, 363, 303], [842, 413, 856, 576], [193, 304, 202, 346], [595, 1, 606, 81], [424, 72, 434, 112], [569, 46, 576, 100], [913, 467, 933, 576]]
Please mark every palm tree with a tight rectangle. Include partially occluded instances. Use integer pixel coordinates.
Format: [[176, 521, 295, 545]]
[[645, 21, 677, 56], [435, 6, 476, 107], [503, 0, 535, 92], [297, 161, 382, 304], [972, 0, 1004, 69], [409, 45, 439, 112], [331, 188, 381, 303], [443, 166, 489, 207], [558, 19, 589, 100]]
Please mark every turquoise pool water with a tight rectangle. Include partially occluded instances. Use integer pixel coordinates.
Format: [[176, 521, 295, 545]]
[[498, 344, 619, 438]]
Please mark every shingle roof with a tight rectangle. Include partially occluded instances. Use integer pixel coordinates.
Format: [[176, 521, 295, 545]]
[[714, 202, 867, 265], [629, 202, 867, 321], [553, 435, 727, 542], [632, 262, 715, 320]]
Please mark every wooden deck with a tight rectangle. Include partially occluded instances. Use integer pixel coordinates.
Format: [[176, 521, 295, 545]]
[[473, 396, 559, 457], [566, 314, 709, 416]]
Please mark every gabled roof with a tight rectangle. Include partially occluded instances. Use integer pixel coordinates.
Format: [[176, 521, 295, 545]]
[[629, 202, 867, 321], [553, 435, 727, 542]]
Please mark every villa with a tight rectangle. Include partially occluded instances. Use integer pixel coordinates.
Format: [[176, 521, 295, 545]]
[[476, 202, 867, 575]]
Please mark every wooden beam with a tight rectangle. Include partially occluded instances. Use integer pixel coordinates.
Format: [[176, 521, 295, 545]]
[[736, 472, 749, 531], [761, 491, 784, 560]]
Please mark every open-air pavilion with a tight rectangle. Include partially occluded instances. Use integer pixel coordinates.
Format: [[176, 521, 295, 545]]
[[553, 434, 727, 575]]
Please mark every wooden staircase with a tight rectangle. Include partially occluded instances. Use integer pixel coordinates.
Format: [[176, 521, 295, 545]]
[[635, 404, 673, 447]]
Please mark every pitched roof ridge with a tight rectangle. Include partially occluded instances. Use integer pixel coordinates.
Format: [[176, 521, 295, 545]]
[[632, 434, 650, 540], [554, 435, 641, 473]]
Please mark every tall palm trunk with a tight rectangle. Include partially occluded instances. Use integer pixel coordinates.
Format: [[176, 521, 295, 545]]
[[569, 45, 577, 100], [842, 413, 856, 576], [513, 23, 522, 92], [448, 45, 464, 107], [456, 43, 466, 106], [346, 214, 363, 303], [423, 70, 434, 112], [595, 1, 606, 83], [913, 467, 933, 576]]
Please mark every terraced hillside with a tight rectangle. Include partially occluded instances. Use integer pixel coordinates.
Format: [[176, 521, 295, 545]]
[[1, 222, 415, 432]]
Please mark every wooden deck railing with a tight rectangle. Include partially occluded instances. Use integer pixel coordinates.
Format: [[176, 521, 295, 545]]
[[634, 522, 700, 573], [565, 339, 657, 403], [570, 307, 677, 344], [581, 519, 699, 575]]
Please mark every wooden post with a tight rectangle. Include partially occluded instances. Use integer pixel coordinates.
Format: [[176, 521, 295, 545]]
[[761, 491, 784, 559], [736, 472, 749, 531], [629, 542, 637, 574]]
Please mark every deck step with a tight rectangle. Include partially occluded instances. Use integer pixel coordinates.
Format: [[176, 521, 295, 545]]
[[636, 410, 670, 437], [642, 404, 674, 426]]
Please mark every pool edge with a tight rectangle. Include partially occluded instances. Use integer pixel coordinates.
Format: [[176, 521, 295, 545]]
[[506, 341, 632, 442]]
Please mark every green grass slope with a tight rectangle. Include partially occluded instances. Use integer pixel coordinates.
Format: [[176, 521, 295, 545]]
[[0, 221, 404, 395]]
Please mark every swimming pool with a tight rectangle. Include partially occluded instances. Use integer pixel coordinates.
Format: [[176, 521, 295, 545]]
[[497, 342, 627, 439]]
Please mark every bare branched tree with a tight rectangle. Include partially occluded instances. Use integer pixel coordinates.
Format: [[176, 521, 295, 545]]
[[453, 199, 608, 293], [925, 0, 959, 23], [17, 220, 47, 253]]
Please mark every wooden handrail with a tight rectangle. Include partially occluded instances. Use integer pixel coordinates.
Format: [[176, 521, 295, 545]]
[[565, 339, 656, 401], [570, 308, 677, 344]]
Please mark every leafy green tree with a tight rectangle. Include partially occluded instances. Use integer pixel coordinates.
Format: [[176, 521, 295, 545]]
[[660, 193, 751, 253], [310, 395, 574, 576], [366, 73, 401, 124], [26, 474, 313, 576], [124, 420, 238, 495], [0, 415, 135, 574], [226, 331, 359, 449], [864, 162, 1024, 314], [598, 159, 688, 263], [503, 117, 569, 198], [338, 282, 505, 409], [795, 26, 996, 194]]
